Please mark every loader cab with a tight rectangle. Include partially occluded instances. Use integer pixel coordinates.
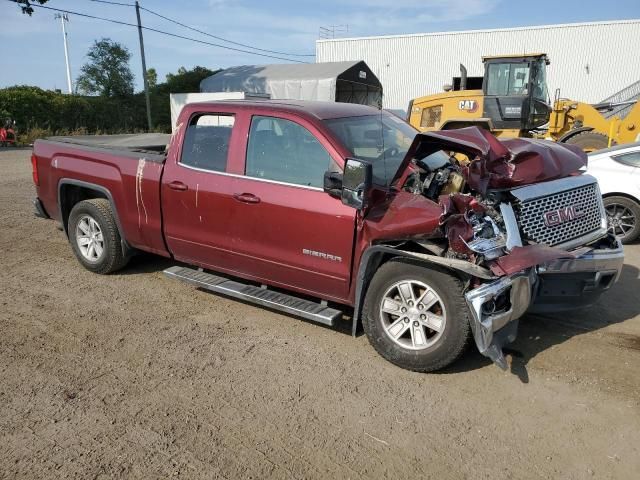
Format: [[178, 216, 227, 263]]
[[482, 54, 551, 132]]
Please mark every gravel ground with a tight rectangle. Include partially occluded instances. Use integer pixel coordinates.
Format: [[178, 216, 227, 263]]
[[1, 148, 639, 479]]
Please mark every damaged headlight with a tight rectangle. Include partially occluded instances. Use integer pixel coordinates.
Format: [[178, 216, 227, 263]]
[[463, 213, 506, 260]]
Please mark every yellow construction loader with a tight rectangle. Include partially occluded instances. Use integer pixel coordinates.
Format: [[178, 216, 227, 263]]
[[407, 54, 640, 152]]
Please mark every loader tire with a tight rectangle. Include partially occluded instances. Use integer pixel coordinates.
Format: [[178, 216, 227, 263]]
[[564, 131, 613, 153]]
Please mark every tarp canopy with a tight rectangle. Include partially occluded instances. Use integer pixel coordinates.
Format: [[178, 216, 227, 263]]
[[200, 61, 382, 107]]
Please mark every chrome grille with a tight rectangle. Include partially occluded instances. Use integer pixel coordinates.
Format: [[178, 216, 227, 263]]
[[514, 181, 605, 247]]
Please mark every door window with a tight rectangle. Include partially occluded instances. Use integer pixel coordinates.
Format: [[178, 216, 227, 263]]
[[245, 116, 334, 188], [181, 114, 235, 172]]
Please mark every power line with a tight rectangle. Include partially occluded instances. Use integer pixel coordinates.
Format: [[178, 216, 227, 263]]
[[86, 0, 314, 58], [19, 2, 308, 63], [88, 0, 134, 6], [139, 5, 315, 57]]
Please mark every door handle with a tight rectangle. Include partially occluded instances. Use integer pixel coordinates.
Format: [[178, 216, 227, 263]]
[[233, 193, 261, 204], [168, 181, 188, 191]]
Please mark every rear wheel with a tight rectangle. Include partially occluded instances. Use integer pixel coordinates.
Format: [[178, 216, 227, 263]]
[[564, 131, 612, 153], [362, 261, 470, 372], [68, 199, 129, 274], [603, 196, 640, 244]]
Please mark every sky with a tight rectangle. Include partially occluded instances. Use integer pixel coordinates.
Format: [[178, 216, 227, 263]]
[[1, 0, 639, 92]]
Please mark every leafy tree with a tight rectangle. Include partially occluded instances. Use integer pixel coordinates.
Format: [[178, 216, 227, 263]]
[[164, 66, 216, 93], [144, 66, 218, 130], [76, 39, 135, 97], [146, 68, 158, 89], [13, 0, 48, 15]]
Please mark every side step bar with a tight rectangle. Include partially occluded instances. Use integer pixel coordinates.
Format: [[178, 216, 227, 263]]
[[163, 266, 343, 327]]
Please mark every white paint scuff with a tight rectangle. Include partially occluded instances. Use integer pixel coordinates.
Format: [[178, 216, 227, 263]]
[[135, 158, 149, 228]]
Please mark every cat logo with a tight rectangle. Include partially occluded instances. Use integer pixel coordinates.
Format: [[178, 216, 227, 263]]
[[458, 100, 478, 113]]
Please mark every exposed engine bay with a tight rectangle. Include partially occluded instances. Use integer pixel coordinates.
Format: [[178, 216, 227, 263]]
[[403, 148, 515, 264], [395, 127, 592, 269]]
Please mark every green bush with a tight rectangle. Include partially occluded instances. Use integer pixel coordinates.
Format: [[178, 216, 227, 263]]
[[0, 86, 149, 141], [0, 67, 218, 144]]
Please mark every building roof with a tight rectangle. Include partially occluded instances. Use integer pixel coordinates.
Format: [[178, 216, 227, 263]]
[[315, 19, 640, 43]]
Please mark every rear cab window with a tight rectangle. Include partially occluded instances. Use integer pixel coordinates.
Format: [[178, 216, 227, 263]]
[[181, 114, 235, 172]]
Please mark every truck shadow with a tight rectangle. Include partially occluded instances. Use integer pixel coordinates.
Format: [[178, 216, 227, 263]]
[[119, 253, 358, 334], [120, 253, 640, 383], [442, 262, 640, 382], [120, 253, 176, 274]]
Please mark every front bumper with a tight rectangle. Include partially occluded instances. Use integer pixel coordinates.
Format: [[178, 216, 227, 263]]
[[465, 270, 535, 370], [465, 234, 624, 369], [530, 235, 624, 312]]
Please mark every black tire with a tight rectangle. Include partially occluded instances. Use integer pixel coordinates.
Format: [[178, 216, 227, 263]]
[[603, 196, 640, 244], [564, 131, 613, 153], [68, 199, 129, 274], [362, 261, 471, 372]]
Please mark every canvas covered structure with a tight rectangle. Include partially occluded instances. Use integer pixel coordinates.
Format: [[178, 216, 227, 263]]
[[200, 61, 382, 108]]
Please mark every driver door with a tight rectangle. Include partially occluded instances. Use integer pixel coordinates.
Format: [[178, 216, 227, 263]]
[[229, 114, 356, 302]]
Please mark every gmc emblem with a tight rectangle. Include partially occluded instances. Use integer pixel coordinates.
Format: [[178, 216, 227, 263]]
[[543, 205, 586, 227]]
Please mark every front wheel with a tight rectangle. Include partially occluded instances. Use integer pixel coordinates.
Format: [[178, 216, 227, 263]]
[[68, 199, 129, 274], [362, 261, 471, 372]]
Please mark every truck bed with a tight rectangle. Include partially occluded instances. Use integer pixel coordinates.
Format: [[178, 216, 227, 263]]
[[33, 135, 169, 257], [46, 133, 170, 157]]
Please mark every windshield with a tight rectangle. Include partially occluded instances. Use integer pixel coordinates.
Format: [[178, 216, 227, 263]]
[[324, 113, 418, 186]]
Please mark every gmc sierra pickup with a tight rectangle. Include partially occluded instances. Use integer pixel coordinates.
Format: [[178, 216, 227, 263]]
[[32, 100, 624, 371]]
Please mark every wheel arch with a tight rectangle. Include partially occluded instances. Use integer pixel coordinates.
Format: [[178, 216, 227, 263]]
[[351, 244, 494, 336], [58, 179, 132, 254], [602, 191, 640, 204]]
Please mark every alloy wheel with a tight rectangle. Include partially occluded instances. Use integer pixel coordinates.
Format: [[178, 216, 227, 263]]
[[75, 215, 105, 262], [379, 280, 447, 350], [605, 203, 636, 239]]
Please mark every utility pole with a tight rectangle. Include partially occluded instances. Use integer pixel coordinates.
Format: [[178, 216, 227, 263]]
[[135, 1, 152, 131], [54, 13, 73, 94]]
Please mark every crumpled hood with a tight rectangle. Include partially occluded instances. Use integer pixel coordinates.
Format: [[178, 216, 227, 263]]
[[392, 127, 588, 194]]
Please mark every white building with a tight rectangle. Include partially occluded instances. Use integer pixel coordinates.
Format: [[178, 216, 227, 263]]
[[316, 20, 640, 113]]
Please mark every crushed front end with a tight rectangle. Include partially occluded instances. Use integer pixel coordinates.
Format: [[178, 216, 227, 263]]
[[391, 127, 624, 368]]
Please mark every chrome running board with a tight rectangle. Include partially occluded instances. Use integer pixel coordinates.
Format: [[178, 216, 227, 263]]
[[163, 266, 343, 326]]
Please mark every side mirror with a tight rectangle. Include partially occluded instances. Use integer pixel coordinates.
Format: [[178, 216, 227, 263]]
[[341, 158, 372, 210], [323, 170, 343, 198]]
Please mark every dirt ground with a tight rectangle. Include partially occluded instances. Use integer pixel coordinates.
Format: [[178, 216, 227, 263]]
[[1, 148, 639, 479]]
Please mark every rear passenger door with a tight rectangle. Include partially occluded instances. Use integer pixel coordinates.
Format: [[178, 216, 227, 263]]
[[230, 114, 356, 302], [162, 112, 240, 271]]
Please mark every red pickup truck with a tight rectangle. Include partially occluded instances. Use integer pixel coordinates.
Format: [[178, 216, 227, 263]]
[[32, 100, 624, 371]]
